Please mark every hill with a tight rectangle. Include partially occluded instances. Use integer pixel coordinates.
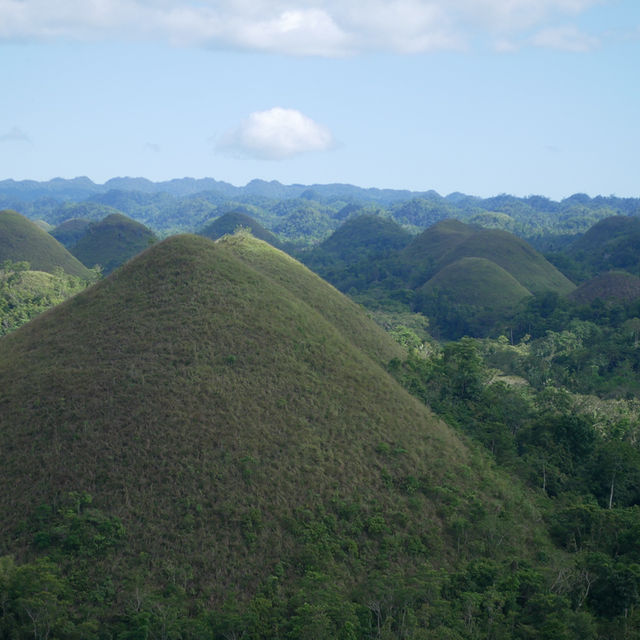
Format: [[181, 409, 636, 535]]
[[419, 256, 532, 308], [199, 210, 281, 247], [569, 271, 640, 305], [0, 234, 549, 635], [404, 220, 575, 296], [0, 209, 92, 278], [50, 218, 92, 248], [567, 215, 640, 276], [69, 213, 157, 274], [317, 214, 412, 261], [416, 257, 533, 338]]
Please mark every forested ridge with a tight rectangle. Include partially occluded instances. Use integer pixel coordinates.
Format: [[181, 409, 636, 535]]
[[2, 180, 640, 638]]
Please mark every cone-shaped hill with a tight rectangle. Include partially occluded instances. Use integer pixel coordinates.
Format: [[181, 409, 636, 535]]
[[199, 210, 281, 247], [419, 257, 532, 310], [567, 215, 640, 276], [50, 217, 92, 248], [569, 271, 640, 305], [0, 234, 548, 618], [0, 209, 92, 278], [318, 214, 413, 261], [404, 219, 575, 295], [69, 213, 157, 274]]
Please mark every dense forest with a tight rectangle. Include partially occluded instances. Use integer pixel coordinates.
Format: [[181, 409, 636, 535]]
[[1, 178, 640, 638]]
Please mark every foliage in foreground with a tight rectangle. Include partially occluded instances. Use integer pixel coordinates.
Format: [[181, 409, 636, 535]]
[[0, 260, 96, 335]]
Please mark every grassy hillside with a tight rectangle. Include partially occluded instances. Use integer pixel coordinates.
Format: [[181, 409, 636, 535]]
[[70, 213, 157, 274], [318, 214, 412, 261], [415, 257, 532, 338], [404, 221, 575, 295], [199, 210, 282, 247], [0, 209, 92, 278], [218, 230, 403, 365], [0, 234, 551, 634], [567, 215, 640, 276], [50, 218, 92, 247], [402, 218, 474, 266], [569, 271, 640, 305], [440, 227, 575, 295], [420, 257, 532, 308]]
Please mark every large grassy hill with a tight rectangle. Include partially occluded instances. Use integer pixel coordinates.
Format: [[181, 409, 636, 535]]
[[0, 209, 92, 278], [0, 233, 549, 633], [69, 213, 157, 274]]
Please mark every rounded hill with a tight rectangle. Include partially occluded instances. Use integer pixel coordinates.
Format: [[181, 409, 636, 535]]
[[0, 234, 545, 623], [50, 217, 92, 247], [199, 210, 281, 247], [569, 271, 640, 305], [403, 219, 575, 295], [319, 214, 412, 261], [70, 213, 157, 274], [419, 257, 532, 309], [0, 209, 92, 278], [568, 215, 640, 276]]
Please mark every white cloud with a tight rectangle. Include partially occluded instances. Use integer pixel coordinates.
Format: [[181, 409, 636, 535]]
[[0, 0, 607, 54], [217, 107, 334, 160], [0, 126, 31, 143], [530, 25, 599, 51]]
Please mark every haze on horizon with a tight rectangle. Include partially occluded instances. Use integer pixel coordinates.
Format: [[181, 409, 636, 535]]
[[1, 0, 639, 200]]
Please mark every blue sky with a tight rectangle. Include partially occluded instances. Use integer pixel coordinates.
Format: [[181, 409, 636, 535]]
[[0, 0, 638, 199]]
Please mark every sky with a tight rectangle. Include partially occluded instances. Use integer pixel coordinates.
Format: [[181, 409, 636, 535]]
[[0, 0, 639, 200]]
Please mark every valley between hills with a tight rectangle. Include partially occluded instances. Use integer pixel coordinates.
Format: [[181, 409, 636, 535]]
[[1, 178, 640, 638]]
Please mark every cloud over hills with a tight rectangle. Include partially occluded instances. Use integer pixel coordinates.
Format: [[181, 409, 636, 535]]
[[0, 0, 605, 55], [217, 107, 335, 160]]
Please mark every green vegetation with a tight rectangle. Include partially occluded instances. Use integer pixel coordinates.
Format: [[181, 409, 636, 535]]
[[0, 260, 94, 335], [199, 210, 283, 247], [0, 210, 93, 279], [3, 181, 640, 637], [1, 233, 562, 637], [302, 218, 574, 339], [389, 333, 640, 638], [69, 213, 157, 274], [50, 218, 92, 248]]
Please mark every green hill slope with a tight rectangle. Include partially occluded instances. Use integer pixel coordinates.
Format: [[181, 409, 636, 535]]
[[199, 210, 281, 247], [318, 214, 412, 261], [70, 213, 157, 274], [402, 218, 474, 267], [416, 257, 533, 337], [50, 217, 92, 247], [420, 256, 532, 308], [0, 234, 549, 633], [0, 209, 92, 278], [219, 231, 403, 365], [569, 271, 640, 305], [441, 227, 575, 295], [567, 215, 640, 276], [403, 219, 574, 294]]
